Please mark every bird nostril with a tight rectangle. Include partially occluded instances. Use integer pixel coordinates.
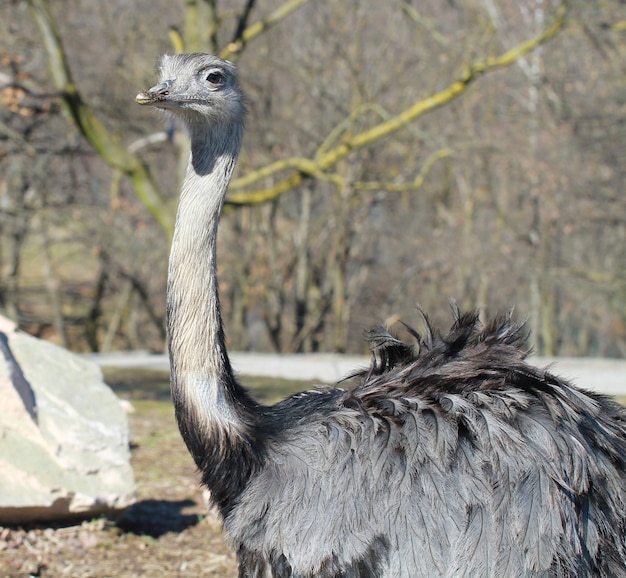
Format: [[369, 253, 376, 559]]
[[150, 81, 173, 97]]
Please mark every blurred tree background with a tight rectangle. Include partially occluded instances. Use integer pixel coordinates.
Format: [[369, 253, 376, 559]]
[[0, 0, 624, 357]]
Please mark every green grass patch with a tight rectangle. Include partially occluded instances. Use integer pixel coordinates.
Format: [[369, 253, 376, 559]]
[[239, 375, 318, 404], [103, 367, 171, 399], [102, 366, 316, 404]]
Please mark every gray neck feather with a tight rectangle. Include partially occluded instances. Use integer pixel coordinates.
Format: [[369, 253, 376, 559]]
[[167, 120, 244, 431]]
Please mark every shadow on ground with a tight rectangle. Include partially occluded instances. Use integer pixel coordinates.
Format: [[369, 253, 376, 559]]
[[117, 499, 201, 537]]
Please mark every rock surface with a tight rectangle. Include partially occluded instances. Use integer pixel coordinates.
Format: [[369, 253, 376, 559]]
[[0, 317, 135, 523]]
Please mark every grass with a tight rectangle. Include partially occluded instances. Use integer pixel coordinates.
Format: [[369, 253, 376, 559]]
[[101, 366, 316, 404]]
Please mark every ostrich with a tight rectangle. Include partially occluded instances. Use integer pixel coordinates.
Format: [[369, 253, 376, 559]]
[[136, 53, 626, 577]]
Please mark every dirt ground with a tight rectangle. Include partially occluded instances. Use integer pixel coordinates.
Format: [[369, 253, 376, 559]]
[[0, 369, 308, 578], [2, 366, 624, 577]]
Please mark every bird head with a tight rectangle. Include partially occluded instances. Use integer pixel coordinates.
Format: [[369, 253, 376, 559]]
[[136, 53, 245, 127]]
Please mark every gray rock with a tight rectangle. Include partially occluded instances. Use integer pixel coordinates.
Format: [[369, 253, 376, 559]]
[[0, 317, 135, 523]]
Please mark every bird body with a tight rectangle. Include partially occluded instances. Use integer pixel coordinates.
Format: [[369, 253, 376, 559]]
[[136, 53, 626, 577]]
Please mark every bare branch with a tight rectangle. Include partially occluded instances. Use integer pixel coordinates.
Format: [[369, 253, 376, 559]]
[[230, 0, 257, 47], [220, 0, 312, 59], [400, 0, 449, 47], [226, 2, 570, 206], [127, 132, 171, 154], [28, 0, 175, 237], [350, 148, 453, 192]]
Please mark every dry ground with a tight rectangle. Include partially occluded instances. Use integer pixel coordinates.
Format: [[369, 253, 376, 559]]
[[2, 367, 624, 577], [0, 369, 309, 578]]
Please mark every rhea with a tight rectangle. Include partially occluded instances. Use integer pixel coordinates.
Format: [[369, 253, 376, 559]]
[[136, 53, 626, 577]]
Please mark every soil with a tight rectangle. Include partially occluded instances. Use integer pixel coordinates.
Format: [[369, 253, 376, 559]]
[[4, 365, 622, 577], [0, 368, 310, 578]]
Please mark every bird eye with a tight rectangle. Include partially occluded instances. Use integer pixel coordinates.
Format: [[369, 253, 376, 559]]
[[206, 71, 224, 86]]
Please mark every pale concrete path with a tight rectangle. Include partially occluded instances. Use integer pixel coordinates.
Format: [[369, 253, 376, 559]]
[[83, 351, 626, 397]]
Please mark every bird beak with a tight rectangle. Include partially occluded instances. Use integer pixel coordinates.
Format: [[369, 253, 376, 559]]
[[136, 80, 174, 106]]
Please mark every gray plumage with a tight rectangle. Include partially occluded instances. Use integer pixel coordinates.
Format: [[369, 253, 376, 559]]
[[136, 53, 626, 578]]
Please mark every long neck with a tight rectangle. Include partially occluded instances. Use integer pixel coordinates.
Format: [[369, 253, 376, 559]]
[[167, 123, 239, 394], [167, 120, 261, 512]]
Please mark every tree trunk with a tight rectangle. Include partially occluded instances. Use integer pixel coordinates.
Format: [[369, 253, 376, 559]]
[[39, 214, 67, 347]]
